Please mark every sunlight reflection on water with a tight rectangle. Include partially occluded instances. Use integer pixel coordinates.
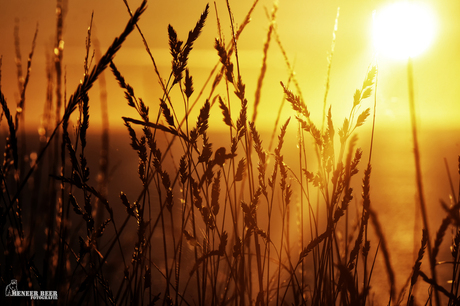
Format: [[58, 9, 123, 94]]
[[6, 125, 457, 303], [103, 125, 459, 303]]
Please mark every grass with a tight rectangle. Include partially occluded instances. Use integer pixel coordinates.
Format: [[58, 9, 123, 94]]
[[1, 0, 460, 305]]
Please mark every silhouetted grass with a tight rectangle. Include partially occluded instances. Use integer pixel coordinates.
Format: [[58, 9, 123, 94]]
[[1, 1, 459, 306]]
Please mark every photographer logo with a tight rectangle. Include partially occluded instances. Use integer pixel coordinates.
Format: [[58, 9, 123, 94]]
[[5, 279, 58, 300]]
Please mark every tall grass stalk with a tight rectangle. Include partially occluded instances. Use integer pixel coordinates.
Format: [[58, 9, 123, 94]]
[[407, 57, 440, 306], [321, 7, 339, 133]]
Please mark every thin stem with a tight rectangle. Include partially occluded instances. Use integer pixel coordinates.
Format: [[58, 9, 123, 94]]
[[407, 56, 440, 306]]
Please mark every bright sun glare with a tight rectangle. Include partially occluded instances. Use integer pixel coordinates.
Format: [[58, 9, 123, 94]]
[[373, 2, 436, 60]]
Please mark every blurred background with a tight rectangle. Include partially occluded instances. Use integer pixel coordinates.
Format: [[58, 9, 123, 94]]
[[1, 0, 460, 301]]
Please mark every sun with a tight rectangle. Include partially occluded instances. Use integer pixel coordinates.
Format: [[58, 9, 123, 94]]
[[373, 2, 436, 60]]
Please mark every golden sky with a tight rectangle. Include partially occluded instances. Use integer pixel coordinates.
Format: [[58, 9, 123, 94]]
[[1, 0, 460, 132]]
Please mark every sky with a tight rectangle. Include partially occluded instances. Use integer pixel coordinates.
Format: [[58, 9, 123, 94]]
[[0, 0, 459, 133]]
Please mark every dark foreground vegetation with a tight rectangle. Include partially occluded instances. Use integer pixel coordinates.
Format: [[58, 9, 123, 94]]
[[1, 0, 460, 305]]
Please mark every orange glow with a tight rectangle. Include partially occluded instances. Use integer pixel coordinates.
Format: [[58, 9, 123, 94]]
[[0, 1, 459, 304], [0, 1, 458, 129]]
